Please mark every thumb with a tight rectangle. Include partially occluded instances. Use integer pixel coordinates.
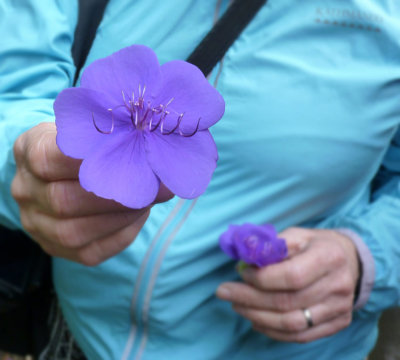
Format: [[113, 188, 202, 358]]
[[278, 227, 313, 258], [154, 182, 174, 204]]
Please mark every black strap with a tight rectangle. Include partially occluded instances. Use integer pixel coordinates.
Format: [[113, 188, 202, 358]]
[[188, 0, 267, 76], [72, 0, 109, 85], [72, 0, 266, 82]]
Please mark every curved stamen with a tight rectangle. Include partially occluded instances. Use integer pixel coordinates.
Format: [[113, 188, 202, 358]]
[[140, 107, 152, 127], [92, 110, 114, 134], [161, 113, 184, 135], [149, 109, 162, 132], [108, 88, 201, 138], [179, 117, 201, 137], [137, 84, 144, 109], [121, 91, 130, 110], [134, 109, 139, 127], [160, 111, 170, 134], [165, 97, 174, 107], [133, 91, 136, 111]]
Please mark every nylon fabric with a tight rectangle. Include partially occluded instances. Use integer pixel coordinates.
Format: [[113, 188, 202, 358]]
[[1, 1, 400, 359]]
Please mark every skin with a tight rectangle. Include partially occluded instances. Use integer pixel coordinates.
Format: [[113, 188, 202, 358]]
[[216, 227, 360, 343], [11, 122, 172, 266]]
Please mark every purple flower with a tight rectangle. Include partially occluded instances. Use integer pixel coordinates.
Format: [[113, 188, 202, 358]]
[[54, 45, 225, 208], [219, 223, 288, 267]]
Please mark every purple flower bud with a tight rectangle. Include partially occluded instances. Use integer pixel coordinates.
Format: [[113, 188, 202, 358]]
[[219, 223, 288, 267]]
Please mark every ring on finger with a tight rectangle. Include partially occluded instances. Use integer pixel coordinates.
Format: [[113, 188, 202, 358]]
[[302, 308, 314, 328]]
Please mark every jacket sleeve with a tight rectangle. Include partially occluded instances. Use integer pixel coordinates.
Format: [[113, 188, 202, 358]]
[[0, 0, 78, 229], [333, 128, 400, 316]]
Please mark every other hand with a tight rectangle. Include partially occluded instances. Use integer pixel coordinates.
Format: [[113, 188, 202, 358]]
[[216, 227, 360, 343]]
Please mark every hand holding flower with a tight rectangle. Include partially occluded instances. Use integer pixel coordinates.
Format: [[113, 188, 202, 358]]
[[12, 123, 172, 266], [12, 45, 224, 265], [217, 227, 360, 343], [219, 223, 288, 267]]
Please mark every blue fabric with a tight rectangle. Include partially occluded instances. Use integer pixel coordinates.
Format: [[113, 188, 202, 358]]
[[1, 1, 400, 359]]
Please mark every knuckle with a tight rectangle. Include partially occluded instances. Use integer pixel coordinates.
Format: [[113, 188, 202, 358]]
[[281, 314, 304, 332], [47, 182, 71, 217], [77, 249, 101, 267], [54, 222, 70, 247], [339, 272, 355, 296], [240, 296, 253, 308], [54, 221, 82, 248], [13, 135, 26, 163], [285, 265, 306, 290], [344, 297, 355, 312], [11, 175, 26, 202], [273, 292, 295, 312], [234, 291, 252, 307], [27, 139, 51, 180], [327, 244, 346, 268], [335, 301, 350, 316], [342, 313, 352, 327], [20, 211, 34, 234]]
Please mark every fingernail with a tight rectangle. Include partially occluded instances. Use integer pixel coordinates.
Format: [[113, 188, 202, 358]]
[[216, 286, 231, 299]]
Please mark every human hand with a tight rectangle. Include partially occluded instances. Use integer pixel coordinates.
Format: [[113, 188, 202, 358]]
[[11, 122, 173, 266], [216, 227, 360, 343]]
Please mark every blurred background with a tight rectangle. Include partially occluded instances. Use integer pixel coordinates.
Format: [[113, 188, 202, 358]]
[[1, 307, 399, 360], [369, 308, 400, 360]]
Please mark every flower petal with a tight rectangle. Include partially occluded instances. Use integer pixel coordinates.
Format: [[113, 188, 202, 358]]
[[80, 45, 162, 105], [79, 131, 160, 208], [218, 223, 288, 267], [219, 225, 241, 260], [153, 60, 225, 134], [55, 87, 130, 159], [144, 130, 218, 199]]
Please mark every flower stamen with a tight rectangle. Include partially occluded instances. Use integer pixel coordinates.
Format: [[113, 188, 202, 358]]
[[92, 86, 200, 137], [161, 113, 183, 135], [179, 117, 201, 137], [165, 97, 174, 107], [92, 110, 115, 134]]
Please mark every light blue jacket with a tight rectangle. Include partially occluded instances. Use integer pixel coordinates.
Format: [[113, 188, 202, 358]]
[[1, 1, 400, 359]]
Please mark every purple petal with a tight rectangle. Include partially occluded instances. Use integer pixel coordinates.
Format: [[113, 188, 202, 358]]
[[144, 130, 218, 199], [153, 60, 225, 134], [260, 224, 278, 237], [55, 87, 131, 159], [218, 223, 288, 267], [219, 225, 241, 260], [254, 236, 288, 267], [80, 45, 162, 105], [79, 131, 160, 208]]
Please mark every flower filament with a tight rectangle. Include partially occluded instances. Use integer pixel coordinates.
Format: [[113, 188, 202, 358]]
[[92, 85, 200, 137]]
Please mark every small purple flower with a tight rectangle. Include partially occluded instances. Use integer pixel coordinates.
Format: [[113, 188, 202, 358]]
[[54, 45, 225, 208], [219, 223, 288, 267]]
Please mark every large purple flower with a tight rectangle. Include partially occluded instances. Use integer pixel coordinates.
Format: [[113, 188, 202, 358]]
[[54, 45, 225, 208], [219, 223, 288, 267]]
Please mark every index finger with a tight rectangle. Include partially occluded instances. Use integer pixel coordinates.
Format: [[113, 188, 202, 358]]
[[24, 122, 82, 181]]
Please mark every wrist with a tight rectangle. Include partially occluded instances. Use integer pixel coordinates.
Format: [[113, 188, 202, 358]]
[[335, 228, 375, 310]]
